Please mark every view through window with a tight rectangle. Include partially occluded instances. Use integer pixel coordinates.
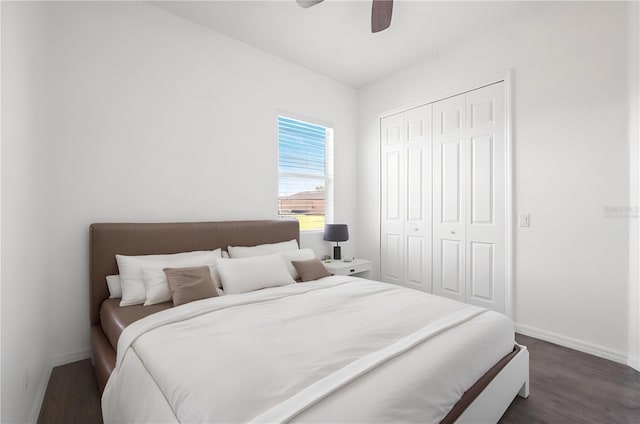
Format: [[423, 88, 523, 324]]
[[278, 115, 333, 231]]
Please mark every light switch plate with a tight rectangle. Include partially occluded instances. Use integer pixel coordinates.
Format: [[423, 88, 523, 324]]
[[519, 214, 530, 227]]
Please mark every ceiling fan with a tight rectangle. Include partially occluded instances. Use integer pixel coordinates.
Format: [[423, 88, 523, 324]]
[[296, 0, 393, 33]]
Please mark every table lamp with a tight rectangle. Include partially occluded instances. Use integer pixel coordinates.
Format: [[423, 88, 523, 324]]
[[324, 224, 349, 260]]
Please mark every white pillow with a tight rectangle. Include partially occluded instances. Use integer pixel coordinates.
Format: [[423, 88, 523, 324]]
[[142, 265, 224, 306], [106, 275, 122, 298], [227, 239, 299, 258], [117, 249, 221, 306], [141, 268, 172, 306], [216, 253, 295, 295], [282, 248, 316, 280]]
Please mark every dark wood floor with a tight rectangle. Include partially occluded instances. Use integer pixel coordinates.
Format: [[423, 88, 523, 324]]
[[38, 334, 639, 424], [500, 334, 640, 423], [37, 358, 103, 424]]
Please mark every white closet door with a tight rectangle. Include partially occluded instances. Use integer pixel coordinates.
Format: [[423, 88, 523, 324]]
[[465, 83, 505, 312], [381, 82, 507, 312], [403, 105, 432, 292], [380, 112, 405, 286], [432, 94, 466, 303]]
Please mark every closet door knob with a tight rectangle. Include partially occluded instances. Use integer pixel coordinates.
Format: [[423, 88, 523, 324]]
[[450, 231, 456, 235]]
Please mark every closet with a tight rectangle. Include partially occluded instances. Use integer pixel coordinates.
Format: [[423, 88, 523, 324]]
[[380, 105, 433, 293], [380, 82, 507, 313]]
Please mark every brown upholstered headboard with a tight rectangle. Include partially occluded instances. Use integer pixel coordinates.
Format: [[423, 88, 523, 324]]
[[89, 220, 300, 326]]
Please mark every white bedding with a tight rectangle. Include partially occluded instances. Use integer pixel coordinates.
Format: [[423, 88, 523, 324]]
[[102, 276, 514, 423]]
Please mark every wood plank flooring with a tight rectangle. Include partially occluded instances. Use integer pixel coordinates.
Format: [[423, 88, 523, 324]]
[[38, 334, 639, 423], [500, 334, 640, 423], [37, 358, 102, 424]]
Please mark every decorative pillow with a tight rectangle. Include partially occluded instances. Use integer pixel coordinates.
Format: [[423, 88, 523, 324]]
[[164, 266, 219, 307], [106, 275, 122, 298], [227, 239, 299, 258], [292, 258, 331, 282], [216, 252, 295, 295], [143, 265, 223, 305], [282, 248, 317, 279], [116, 249, 221, 307]]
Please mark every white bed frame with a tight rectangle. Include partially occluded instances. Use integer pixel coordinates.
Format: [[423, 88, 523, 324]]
[[457, 344, 530, 423]]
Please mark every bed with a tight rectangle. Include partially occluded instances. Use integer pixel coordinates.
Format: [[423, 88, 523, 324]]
[[90, 220, 529, 423]]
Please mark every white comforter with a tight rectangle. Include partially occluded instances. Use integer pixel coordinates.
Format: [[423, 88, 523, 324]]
[[102, 276, 514, 423]]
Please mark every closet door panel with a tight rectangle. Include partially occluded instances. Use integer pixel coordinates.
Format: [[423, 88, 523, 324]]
[[471, 135, 494, 224], [385, 150, 402, 220], [407, 147, 424, 221], [406, 235, 425, 287], [404, 105, 432, 292], [406, 109, 426, 143], [441, 239, 463, 295], [380, 113, 405, 285], [433, 95, 466, 302], [469, 241, 494, 300], [441, 141, 462, 223], [383, 233, 403, 281], [405, 145, 428, 290], [465, 83, 505, 312], [383, 115, 403, 146]]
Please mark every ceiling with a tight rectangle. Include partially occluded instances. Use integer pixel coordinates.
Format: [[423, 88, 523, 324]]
[[151, 1, 545, 88]]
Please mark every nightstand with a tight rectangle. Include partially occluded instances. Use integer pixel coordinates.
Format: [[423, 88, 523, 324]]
[[323, 259, 372, 279]]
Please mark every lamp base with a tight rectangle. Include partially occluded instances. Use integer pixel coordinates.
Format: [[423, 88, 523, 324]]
[[333, 245, 342, 260]]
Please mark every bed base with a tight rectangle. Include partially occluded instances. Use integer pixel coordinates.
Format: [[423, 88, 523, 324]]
[[456, 343, 529, 423], [91, 325, 115, 393]]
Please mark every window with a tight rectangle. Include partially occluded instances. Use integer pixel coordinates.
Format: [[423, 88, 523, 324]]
[[278, 115, 333, 231]]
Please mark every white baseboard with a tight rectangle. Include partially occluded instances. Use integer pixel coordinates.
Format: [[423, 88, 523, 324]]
[[27, 349, 92, 424], [515, 323, 635, 368], [627, 354, 640, 372], [50, 348, 92, 368], [515, 323, 629, 366]]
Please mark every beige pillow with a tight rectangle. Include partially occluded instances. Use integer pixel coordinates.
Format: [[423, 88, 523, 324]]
[[291, 258, 331, 282], [164, 266, 219, 306]]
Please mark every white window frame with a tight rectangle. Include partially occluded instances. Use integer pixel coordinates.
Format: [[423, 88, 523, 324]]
[[277, 110, 334, 232]]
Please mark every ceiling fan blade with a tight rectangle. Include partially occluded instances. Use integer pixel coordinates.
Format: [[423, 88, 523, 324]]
[[296, 0, 324, 8], [371, 0, 393, 33]]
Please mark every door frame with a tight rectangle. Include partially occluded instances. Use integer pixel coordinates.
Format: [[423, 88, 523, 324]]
[[378, 70, 514, 318]]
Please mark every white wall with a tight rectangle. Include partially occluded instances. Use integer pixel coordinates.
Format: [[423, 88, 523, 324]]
[[1, 2, 357, 422], [628, 1, 640, 371], [2, 3, 51, 420], [357, 2, 635, 364], [0, 2, 4, 418]]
